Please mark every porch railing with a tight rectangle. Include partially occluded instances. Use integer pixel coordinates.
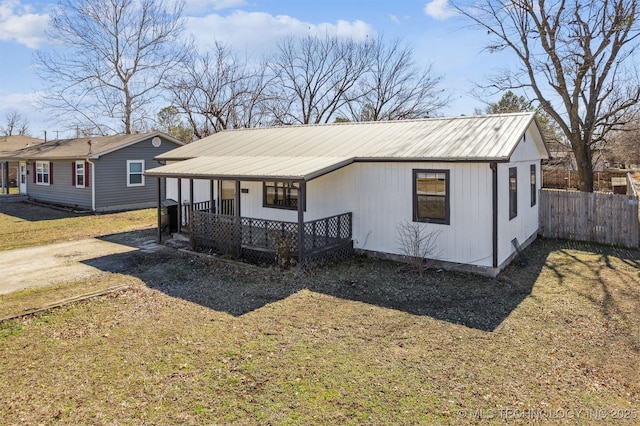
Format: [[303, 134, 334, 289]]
[[181, 199, 234, 227], [190, 211, 353, 264]]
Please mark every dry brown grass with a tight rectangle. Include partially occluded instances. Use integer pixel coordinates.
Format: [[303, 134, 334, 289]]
[[0, 202, 156, 251], [1, 235, 639, 425]]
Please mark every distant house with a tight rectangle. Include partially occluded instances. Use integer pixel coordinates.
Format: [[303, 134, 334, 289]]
[[146, 113, 549, 276], [8, 132, 183, 212], [0, 135, 44, 194]]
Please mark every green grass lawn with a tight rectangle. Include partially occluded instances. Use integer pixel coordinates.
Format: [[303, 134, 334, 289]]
[[0, 202, 156, 251], [0, 203, 639, 424]]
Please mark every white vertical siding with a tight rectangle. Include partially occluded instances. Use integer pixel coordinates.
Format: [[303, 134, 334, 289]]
[[497, 133, 542, 266], [165, 178, 214, 204], [273, 161, 493, 267]]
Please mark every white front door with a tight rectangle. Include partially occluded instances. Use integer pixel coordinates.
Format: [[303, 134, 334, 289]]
[[19, 162, 27, 194]]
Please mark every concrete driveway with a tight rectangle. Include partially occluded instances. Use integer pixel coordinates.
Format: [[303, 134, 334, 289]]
[[0, 235, 168, 295]]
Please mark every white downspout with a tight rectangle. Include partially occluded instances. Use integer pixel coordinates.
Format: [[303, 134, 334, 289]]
[[87, 158, 96, 212]]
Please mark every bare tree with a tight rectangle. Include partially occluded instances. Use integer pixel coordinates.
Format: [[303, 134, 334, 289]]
[[37, 0, 188, 135], [455, 0, 640, 192], [1, 110, 30, 136], [607, 119, 640, 165], [345, 37, 449, 121], [167, 43, 271, 138], [266, 33, 371, 125]]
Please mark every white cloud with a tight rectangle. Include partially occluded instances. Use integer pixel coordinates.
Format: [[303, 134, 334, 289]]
[[184, 0, 247, 15], [423, 0, 457, 21], [0, 0, 49, 48], [185, 10, 375, 57]]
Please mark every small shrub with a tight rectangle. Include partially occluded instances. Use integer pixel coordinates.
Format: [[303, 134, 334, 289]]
[[396, 220, 442, 274], [273, 230, 297, 269]]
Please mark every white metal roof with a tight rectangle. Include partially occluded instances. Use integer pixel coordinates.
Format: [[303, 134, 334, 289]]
[[146, 156, 353, 181], [147, 113, 548, 181]]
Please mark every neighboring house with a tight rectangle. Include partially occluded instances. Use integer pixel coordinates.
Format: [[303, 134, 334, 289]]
[[146, 112, 549, 276], [0, 135, 44, 194], [9, 132, 183, 211]]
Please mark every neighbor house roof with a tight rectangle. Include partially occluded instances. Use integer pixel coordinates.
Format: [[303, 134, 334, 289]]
[[9, 131, 184, 160], [146, 113, 549, 181], [0, 135, 44, 158]]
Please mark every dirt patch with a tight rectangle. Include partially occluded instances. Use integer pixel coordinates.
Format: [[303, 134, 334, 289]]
[[0, 229, 168, 296]]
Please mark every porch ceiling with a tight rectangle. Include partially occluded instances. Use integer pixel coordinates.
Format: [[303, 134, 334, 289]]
[[144, 155, 354, 182]]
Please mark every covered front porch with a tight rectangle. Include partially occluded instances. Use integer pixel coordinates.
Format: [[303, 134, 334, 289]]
[[146, 155, 356, 266], [189, 210, 353, 265]]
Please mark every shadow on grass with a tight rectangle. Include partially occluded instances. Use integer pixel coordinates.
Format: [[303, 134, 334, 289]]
[[79, 232, 593, 332], [542, 239, 640, 352], [0, 201, 79, 222]]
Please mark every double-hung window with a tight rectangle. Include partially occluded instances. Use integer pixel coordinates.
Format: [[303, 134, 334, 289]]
[[413, 169, 449, 224], [35, 161, 50, 185], [75, 161, 85, 187], [263, 181, 299, 210], [127, 160, 145, 187]]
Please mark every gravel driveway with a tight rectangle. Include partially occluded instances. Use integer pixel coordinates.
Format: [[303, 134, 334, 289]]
[[0, 234, 168, 295]]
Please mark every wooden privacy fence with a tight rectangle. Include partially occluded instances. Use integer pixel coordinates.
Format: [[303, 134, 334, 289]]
[[539, 189, 639, 248]]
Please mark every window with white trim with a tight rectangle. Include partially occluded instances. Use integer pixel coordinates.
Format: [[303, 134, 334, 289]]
[[75, 161, 85, 187], [127, 160, 145, 187], [36, 161, 50, 185]]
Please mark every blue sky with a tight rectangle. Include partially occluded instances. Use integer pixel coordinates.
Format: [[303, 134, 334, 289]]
[[0, 0, 511, 138]]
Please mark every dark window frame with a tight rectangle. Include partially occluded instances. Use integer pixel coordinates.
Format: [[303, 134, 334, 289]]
[[413, 169, 450, 225], [530, 164, 537, 207], [509, 167, 518, 220], [263, 181, 304, 211]]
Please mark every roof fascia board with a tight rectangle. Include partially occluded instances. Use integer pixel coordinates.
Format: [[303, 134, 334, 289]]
[[93, 132, 184, 158]]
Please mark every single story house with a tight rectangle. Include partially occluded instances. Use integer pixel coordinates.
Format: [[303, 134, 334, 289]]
[[146, 112, 549, 276], [0, 135, 44, 194], [8, 132, 183, 212]]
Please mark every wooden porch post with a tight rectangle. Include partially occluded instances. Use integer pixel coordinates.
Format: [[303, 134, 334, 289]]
[[189, 178, 194, 229], [177, 178, 182, 233], [298, 180, 306, 263], [209, 179, 215, 213], [156, 177, 162, 243], [235, 180, 241, 258], [235, 180, 241, 217]]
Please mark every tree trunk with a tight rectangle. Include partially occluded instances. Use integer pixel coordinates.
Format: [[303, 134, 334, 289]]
[[573, 137, 594, 192]]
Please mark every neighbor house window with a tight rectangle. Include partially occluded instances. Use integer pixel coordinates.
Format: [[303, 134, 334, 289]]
[[413, 169, 450, 225], [264, 181, 299, 210], [509, 167, 518, 219], [127, 160, 145, 187], [35, 161, 50, 185], [530, 164, 536, 207], [75, 161, 85, 187]]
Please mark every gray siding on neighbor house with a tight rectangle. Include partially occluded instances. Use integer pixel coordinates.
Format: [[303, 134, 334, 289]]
[[25, 136, 178, 211], [26, 160, 93, 209], [93, 137, 177, 210]]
